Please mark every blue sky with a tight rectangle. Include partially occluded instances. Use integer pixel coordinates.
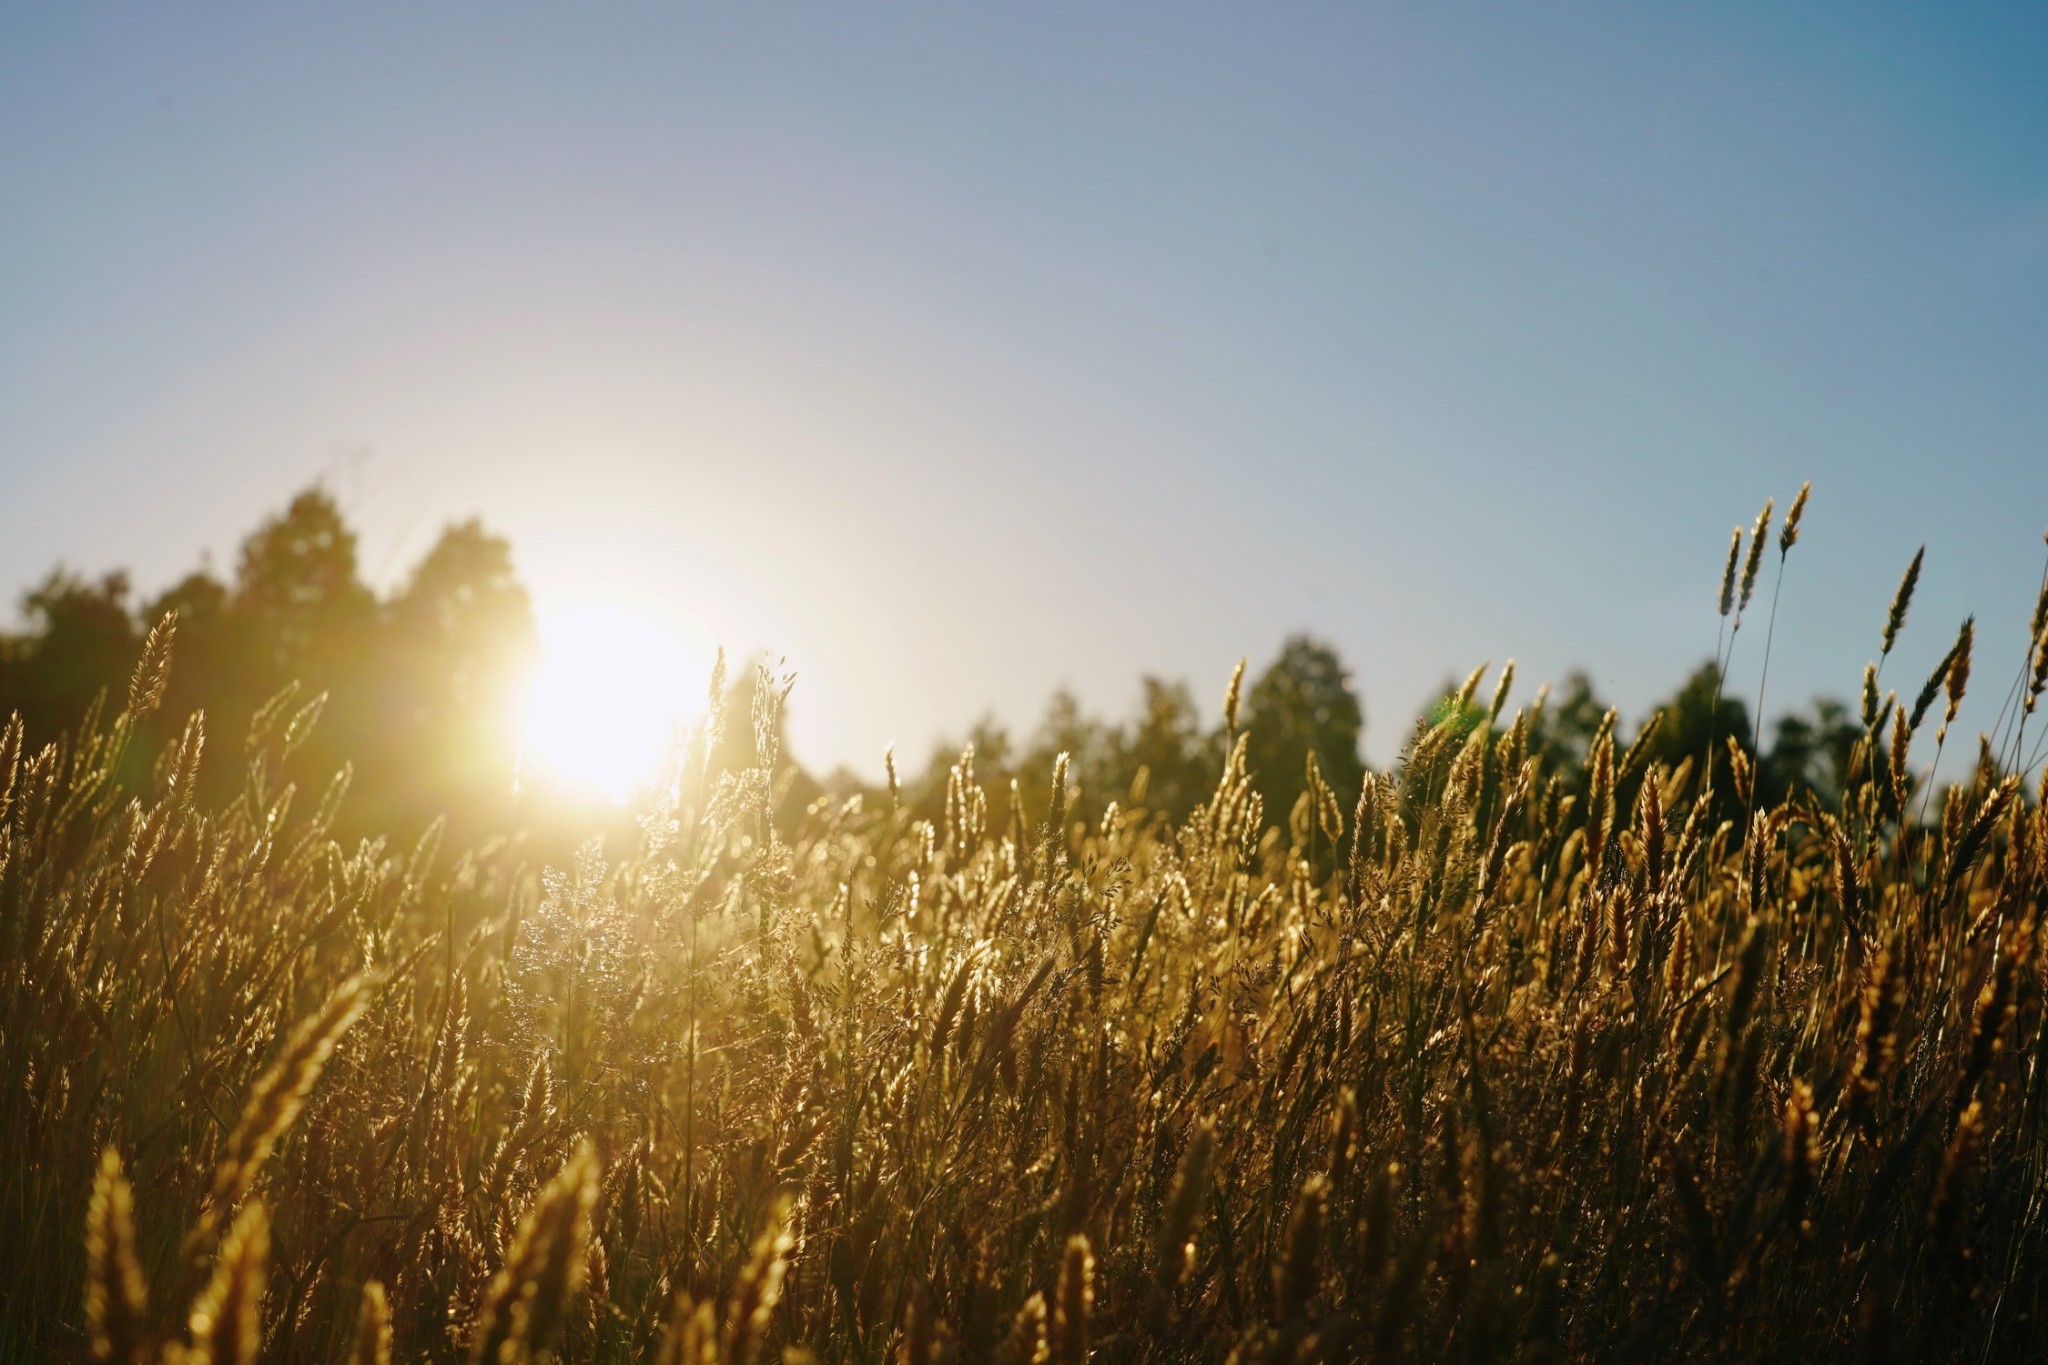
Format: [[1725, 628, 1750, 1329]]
[[3, 3, 2045, 776]]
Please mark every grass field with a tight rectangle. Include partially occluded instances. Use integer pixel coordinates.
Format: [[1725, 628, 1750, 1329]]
[[6, 510, 2048, 1363]]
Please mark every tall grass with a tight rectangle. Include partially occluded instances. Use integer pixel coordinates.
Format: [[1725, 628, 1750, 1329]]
[[3, 504, 2047, 1362]]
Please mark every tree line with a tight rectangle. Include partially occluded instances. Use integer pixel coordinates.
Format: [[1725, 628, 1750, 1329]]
[[894, 647, 1861, 849], [0, 488, 535, 840], [0, 487, 1863, 845]]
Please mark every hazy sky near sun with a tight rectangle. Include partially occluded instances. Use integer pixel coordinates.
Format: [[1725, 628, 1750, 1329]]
[[4, 3, 2046, 777]]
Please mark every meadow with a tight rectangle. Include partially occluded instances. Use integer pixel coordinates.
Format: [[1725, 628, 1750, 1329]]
[[5, 491, 2048, 1363]]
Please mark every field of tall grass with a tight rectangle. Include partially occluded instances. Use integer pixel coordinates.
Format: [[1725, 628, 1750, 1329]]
[[5, 493, 2048, 1362]]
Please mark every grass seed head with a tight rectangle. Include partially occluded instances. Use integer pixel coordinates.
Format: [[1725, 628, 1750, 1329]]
[[1719, 527, 1743, 618], [726, 1195, 795, 1365], [1779, 481, 1810, 555], [1883, 546, 1925, 658], [996, 1293, 1049, 1365], [2028, 627, 2048, 714], [1781, 1080, 1818, 1233], [470, 1140, 600, 1365], [194, 976, 367, 1261], [182, 1200, 269, 1365], [127, 610, 177, 718], [1738, 498, 1773, 614], [655, 1296, 718, 1365], [1944, 616, 1974, 725], [1274, 1175, 1328, 1324], [85, 1148, 148, 1365]]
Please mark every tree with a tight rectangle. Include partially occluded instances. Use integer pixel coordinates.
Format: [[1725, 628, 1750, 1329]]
[[376, 520, 541, 829], [908, 715, 1020, 828], [1241, 633, 1366, 830], [139, 570, 246, 747], [1632, 661, 1757, 827], [233, 487, 375, 684], [0, 569, 140, 740], [388, 521, 536, 733], [1121, 676, 1217, 822], [700, 656, 819, 831], [1760, 697, 1861, 809], [0, 487, 590, 841], [1019, 687, 1120, 830], [1638, 662, 1752, 775], [1525, 671, 1612, 787]]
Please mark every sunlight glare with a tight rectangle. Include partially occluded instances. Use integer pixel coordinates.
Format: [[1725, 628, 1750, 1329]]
[[520, 598, 713, 804]]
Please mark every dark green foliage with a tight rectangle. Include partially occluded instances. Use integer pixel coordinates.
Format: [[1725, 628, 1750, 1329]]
[[0, 569, 142, 741], [1242, 633, 1367, 825]]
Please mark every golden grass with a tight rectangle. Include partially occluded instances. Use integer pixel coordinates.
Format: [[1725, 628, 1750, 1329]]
[[3, 503, 2048, 1361]]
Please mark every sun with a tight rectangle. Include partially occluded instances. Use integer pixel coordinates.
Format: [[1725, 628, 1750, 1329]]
[[519, 595, 715, 804]]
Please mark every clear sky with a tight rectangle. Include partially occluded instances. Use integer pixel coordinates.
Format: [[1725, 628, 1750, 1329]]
[[4, 3, 2046, 778]]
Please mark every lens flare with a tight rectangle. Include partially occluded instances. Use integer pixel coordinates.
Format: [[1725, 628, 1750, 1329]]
[[519, 598, 711, 803]]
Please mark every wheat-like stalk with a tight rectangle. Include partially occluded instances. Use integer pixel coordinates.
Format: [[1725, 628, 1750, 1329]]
[[1155, 1118, 1215, 1300], [127, 611, 178, 718], [174, 1200, 270, 1365], [187, 976, 367, 1262], [1052, 1235, 1092, 1365], [470, 1139, 599, 1365], [1883, 545, 1925, 661], [655, 1295, 718, 1365], [85, 1148, 149, 1365], [726, 1196, 795, 1365], [349, 1281, 392, 1365]]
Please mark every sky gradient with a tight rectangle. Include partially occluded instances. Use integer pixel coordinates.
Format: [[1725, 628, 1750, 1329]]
[[4, 3, 2046, 778]]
